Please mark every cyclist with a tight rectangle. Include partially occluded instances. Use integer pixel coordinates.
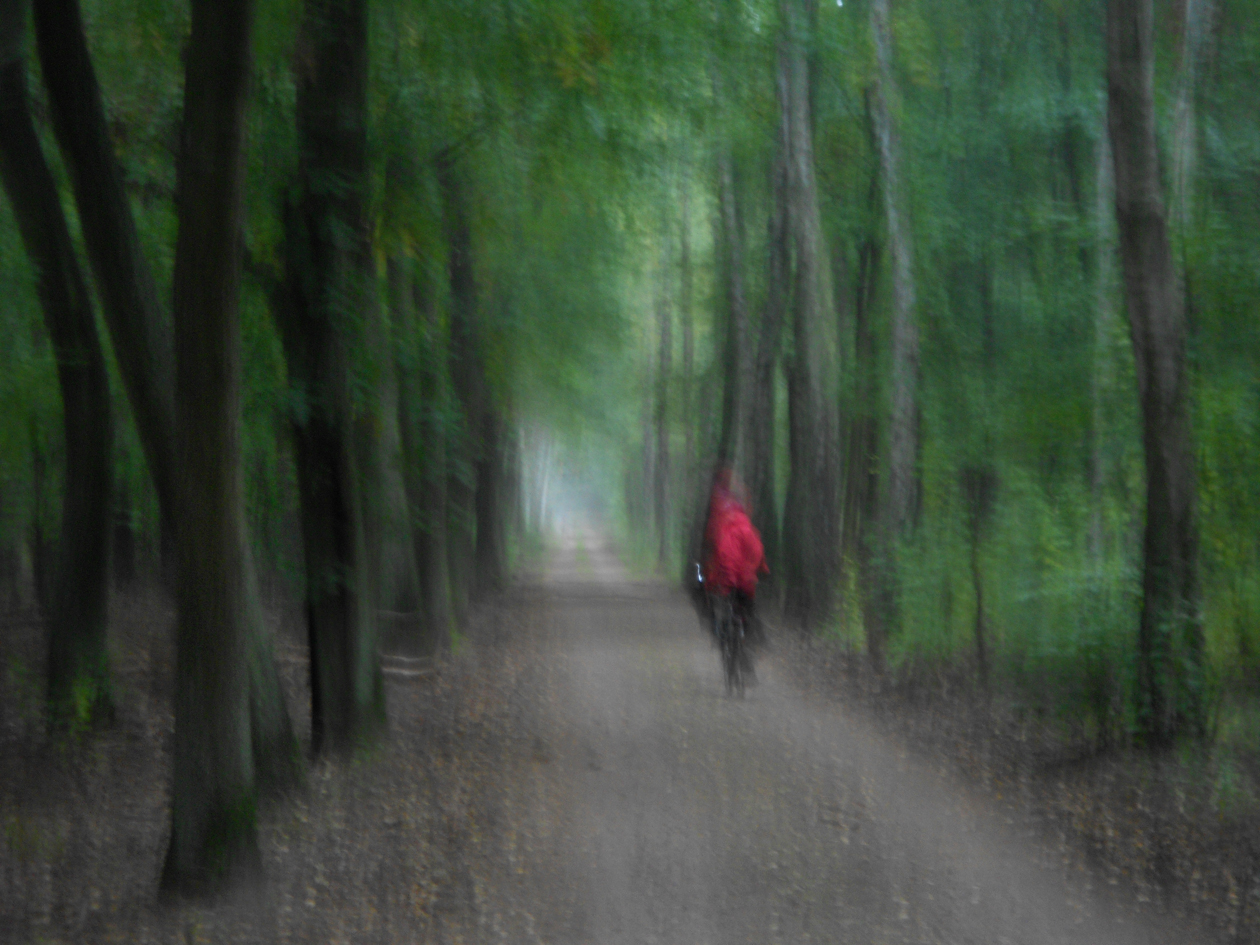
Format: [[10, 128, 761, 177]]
[[702, 469, 768, 656]]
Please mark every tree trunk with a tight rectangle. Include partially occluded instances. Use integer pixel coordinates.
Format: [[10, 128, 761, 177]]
[[353, 281, 389, 624], [680, 179, 695, 507], [654, 237, 672, 567], [779, 0, 838, 627], [446, 432, 475, 622], [841, 153, 884, 666], [870, 0, 920, 537], [31, 0, 175, 542], [276, 0, 384, 754], [1090, 126, 1115, 565], [33, 0, 297, 782], [641, 375, 654, 537], [971, 538, 989, 688], [961, 465, 997, 690], [535, 434, 553, 530], [1170, 0, 1213, 237], [376, 266, 420, 618], [506, 426, 524, 551], [743, 98, 790, 580], [395, 258, 452, 653], [475, 403, 506, 594], [0, 3, 112, 724], [1106, 0, 1204, 744], [161, 0, 259, 892], [437, 154, 480, 618], [716, 149, 748, 470]]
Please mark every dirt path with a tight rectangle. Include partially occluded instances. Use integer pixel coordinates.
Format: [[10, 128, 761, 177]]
[[0, 530, 1223, 943], [468, 528, 1214, 945]]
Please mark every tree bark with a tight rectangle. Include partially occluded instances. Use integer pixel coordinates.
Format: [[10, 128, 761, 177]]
[[437, 153, 480, 617], [161, 0, 259, 892], [31, 0, 175, 542], [1106, 0, 1204, 744], [32, 0, 297, 783], [841, 157, 884, 666], [395, 258, 452, 653], [353, 282, 389, 626], [276, 0, 384, 754], [395, 263, 456, 655], [0, 2, 112, 724], [779, 0, 838, 627], [375, 265, 420, 618], [1090, 126, 1115, 565]]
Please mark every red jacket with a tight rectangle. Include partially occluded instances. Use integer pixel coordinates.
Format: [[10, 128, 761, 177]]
[[704, 493, 768, 596]]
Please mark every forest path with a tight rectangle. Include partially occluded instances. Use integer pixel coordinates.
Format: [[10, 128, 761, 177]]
[[471, 526, 1209, 945]]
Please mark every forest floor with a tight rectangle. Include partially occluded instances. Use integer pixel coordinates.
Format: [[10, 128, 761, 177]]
[[0, 531, 1254, 943]]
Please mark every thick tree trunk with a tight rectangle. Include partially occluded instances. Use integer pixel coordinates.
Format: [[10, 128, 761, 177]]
[[161, 0, 259, 892], [437, 154, 481, 617], [33, 0, 297, 782], [870, 0, 920, 537], [654, 239, 673, 567], [395, 259, 451, 653], [276, 0, 384, 754], [1106, 0, 1204, 744], [353, 284, 388, 625], [31, 0, 175, 541], [0, 6, 112, 724], [353, 262, 421, 649], [779, 0, 838, 627], [375, 267, 420, 618]]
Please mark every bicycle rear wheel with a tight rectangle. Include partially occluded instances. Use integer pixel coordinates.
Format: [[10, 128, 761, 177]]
[[715, 597, 745, 697], [725, 640, 736, 696], [728, 621, 745, 697]]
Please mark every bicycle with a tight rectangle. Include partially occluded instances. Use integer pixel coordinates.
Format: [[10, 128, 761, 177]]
[[712, 593, 747, 697]]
